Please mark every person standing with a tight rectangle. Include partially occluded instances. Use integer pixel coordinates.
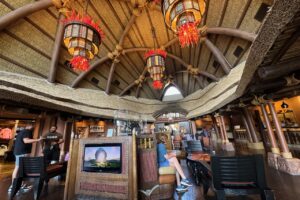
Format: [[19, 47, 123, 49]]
[[43, 125, 64, 164], [8, 123, 42, 192]]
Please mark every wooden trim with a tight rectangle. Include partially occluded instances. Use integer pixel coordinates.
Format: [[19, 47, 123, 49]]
[[105, 61, 118, 94]]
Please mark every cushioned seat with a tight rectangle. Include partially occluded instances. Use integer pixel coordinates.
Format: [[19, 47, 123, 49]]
[[159, 174, 176, 184], [159, 166, 176, 175]]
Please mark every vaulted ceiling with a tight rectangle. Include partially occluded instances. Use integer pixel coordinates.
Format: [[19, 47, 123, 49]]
[[0, 0, 273, 100]]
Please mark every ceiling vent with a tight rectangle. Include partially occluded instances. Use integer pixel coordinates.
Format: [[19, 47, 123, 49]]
[[91, 77, 99, 85], [213, 60, 220, 69], [112, 79, 120, 86], [255, 3, 269, 22], [233, 46, 244, 57]]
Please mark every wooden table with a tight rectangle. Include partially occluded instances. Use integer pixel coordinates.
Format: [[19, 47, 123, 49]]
[[187, 153, 212, 195]]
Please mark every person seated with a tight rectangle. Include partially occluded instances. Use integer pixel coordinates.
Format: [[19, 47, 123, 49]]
[[157, 134, 192, 192]]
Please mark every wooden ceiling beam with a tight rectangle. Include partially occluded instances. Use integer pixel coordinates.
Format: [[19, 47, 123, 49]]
[[206, 27, 256, 42], [48, 14, 65, 83], [119, 81, 137, 96], [71, 56, 110, 87], [204, 38, 231, 74], [105, 14, 138, 94], [0, 0, 53, 31]]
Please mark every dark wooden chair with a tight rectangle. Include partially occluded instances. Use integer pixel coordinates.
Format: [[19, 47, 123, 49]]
[[10, 156, 67, 200], [186, 140, 203, 153], [211, 155, 275, 200]]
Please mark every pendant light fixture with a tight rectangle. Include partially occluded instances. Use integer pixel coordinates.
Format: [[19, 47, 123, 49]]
[[63, 0, 104, 71], [144, 28, 167, 90], [161, 0, 206, 47]]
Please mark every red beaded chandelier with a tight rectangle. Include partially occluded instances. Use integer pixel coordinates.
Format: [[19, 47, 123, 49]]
[[144, 49, 167, 90], [161, 0, 206, 47], [63, 9, 104, 71]]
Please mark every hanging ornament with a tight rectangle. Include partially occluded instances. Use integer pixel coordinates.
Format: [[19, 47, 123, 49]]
[[162, 0, 206, 47], [144, 49, 167, 90], [63, 10, 104, 71]]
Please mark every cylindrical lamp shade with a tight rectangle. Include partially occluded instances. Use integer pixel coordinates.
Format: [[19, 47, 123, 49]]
[[162, 0, 206, 47], [162, 0, 206, 31], [64, 21, 101, 60], [145, 50, 166, 89]]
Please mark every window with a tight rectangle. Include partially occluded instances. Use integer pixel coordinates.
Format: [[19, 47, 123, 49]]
[[162, 85, 184, 102]]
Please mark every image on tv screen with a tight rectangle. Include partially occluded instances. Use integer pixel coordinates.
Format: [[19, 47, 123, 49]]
[[83, 143, 122, 173]]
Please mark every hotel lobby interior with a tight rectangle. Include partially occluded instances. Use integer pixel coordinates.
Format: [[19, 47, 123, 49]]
[[0, 0, 300, 199]]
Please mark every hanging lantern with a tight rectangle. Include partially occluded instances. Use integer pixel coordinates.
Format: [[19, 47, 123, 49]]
[[144, 49, 167, 90], [63, 10, 104, 71], [162, 0, 206, 47]]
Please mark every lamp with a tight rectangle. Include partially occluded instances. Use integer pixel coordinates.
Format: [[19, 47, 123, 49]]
[[162, 0, 206, 47]]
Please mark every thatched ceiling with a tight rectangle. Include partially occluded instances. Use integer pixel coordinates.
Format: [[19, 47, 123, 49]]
[[0, 0, 273, 100]]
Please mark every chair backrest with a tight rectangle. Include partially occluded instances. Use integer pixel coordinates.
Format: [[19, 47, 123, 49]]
[[186, 140, 203, 153], [19, 156, 46, 178], [211, 155, 267, 190]]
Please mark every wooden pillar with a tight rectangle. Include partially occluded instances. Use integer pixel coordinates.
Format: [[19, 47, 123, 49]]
[[241, 113, 253, 143], [242, 107, 259, 142], [215, 116, 225, 142], [260, 104, 280, 154], [219, 115, 229, 142], [211, 115, 221, 142], [267, 102, 293, 158]]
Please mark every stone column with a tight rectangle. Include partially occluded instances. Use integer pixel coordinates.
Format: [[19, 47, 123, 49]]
[[241, 113, 253, 143], [242, 107, 264, 149], [267, 102, 292, 158], [267, 101, 300, 175]]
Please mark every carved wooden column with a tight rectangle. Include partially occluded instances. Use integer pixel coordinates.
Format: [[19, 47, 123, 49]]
[[215, 116, 225, 143], [242, 107, 259, 142], [267, 102, 292, 158], [260, 104, 280, 154], [219, 115, 229, 142], [211, 115, 222, 143], [267, 101, 300, 175], [241, 113, 253, 143], [217, 114, 234, 151]]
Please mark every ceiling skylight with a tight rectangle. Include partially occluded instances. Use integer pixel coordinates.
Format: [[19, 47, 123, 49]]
[[162, 86, 183, 102]]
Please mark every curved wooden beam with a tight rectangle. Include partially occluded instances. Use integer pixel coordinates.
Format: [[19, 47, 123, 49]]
[[105, 61, 118, 94], [135, 85, 141, 98], [118, 15, 137, 45], [123, 48, 219, 82], [204, 39, 231, 74], [207, 27, 256, 42], [194, 75, 205, 89], [119, 81, 136, 96], [167, 52, 219, 81], [71, 56, 110, 88], [105, 14, 138, 94], [0, 0, 53, 31], [48, 14, 65, 83]]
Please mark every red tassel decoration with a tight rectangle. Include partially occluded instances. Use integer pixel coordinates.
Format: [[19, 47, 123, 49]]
[[153, 80, 163, 90], [70, 56, 89, 72], [144, 49, 167, 59], [178, 21, 200, 47]]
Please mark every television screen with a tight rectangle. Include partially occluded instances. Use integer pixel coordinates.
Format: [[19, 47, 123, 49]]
[[82, 143, 122, 173]]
